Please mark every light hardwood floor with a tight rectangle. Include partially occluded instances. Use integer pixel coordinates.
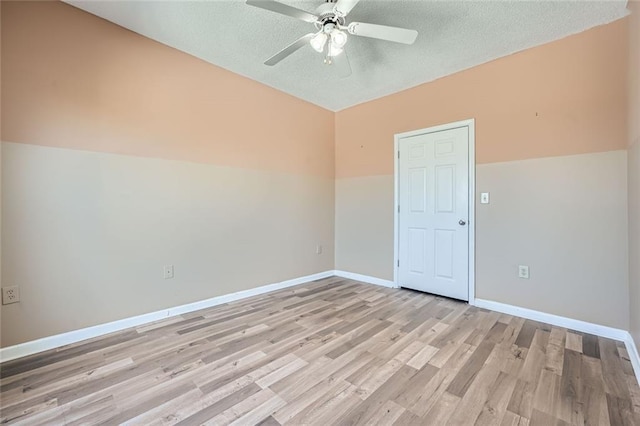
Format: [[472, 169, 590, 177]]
[[1, 277, 639, 425]]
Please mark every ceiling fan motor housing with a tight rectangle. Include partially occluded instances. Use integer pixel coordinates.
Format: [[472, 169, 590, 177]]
[[314, 2, 345, 29]]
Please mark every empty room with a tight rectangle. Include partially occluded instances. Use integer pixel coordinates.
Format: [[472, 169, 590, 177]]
[[1, 0, 639, 424]]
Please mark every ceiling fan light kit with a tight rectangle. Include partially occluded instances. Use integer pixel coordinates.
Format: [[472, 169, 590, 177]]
[[310, 32, 327, 52], [246, 0, 418, 74], [310, 26, 347, 57]]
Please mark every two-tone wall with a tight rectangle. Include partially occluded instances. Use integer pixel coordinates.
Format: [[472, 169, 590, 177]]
[[335, 19, 630, 329], [1, 1, 335, 347], [628, 1, 640, 347], [1, 1, 634, 349]]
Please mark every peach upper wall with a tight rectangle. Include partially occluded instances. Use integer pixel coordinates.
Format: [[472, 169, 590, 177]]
[[335, 19, 628, 178], [0, 1, 334, 178], [631, 1, 640, 148]]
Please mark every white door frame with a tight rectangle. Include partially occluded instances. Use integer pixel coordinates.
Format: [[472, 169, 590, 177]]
[[393, 118, 476, 304]]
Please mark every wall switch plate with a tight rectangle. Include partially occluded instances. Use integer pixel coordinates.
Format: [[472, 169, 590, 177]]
[[518, 265, 530, 279], [316, 244, 323, 255], [480, 192, 490, 204], [164, 265, 174, 279], [2, 286, 20, 305]]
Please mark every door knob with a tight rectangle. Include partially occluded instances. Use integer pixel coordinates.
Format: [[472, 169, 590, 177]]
[[459, 220, 466, 226]]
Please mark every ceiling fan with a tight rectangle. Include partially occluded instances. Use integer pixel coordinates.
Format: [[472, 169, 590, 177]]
[[246, 0, 418, 75]]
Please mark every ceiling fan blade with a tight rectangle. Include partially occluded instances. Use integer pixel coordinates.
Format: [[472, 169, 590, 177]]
[[246, 0, 318, 23], [264, 33, 315, 66], [332, 50, 352, 79], [333, 0, 360, 17], [347, 22, 418, 45]]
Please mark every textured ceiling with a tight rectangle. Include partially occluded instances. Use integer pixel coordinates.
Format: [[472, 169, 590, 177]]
[[65, 0, 629, 111]]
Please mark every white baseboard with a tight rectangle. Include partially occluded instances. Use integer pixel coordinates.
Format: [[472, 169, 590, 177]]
[[623, 332, 640, 388], [473, 298, 628, 341], [5, 274, 640, 387], [474, 298, 640, 385], [0, 270, 334, 363], [333, 270, 396, 288]]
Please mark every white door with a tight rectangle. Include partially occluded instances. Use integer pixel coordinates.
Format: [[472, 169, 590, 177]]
[[398, 126, 469, 301]]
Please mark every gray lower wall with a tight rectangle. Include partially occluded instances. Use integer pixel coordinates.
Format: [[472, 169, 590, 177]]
[[1, 142, 335, 347], [476, 151, 628, 329], [629, 140, 640, 344], [2, 145, 632, 345], [335, 175, 395, 280], [335, 150, 629, 329]]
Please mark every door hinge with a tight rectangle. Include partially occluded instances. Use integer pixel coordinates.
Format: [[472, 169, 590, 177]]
[[397, 260, 400, 267], [397, 205, 400, 213], [397, 151, 400, 159]]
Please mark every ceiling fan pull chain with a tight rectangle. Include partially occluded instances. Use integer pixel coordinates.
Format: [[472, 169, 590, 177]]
[[324, 38, 333, 65]]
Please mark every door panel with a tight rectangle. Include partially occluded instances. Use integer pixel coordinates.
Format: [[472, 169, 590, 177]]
[[434, 229, 454, 279], [409, 169, 427, 212], [408, 227, 427, 273], [435, 165, 455, 213], [398, 126, 469, 301]]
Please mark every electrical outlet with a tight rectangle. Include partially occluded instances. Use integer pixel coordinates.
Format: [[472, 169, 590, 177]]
[[164, 265, 174, 279], [480, 192, 490, 204], [518, 265, 530, 279], [316, 244, 323, 255], [2, 286, 20, 305]]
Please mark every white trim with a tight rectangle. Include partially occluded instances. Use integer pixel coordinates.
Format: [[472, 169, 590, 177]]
[[0, 270, 334, 363], [333, 270, 395, 288], [393, 137, 400, 289], [475, 298, 640, 383], [474, 298, 628, 341], [623, 333, 640, 388], [467, 122, 476, 304], [393, 118, 476, 302], [5, 273, 640, 385]]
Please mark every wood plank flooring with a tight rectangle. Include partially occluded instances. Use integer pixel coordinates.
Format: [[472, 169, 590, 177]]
[[1, 277, 639, 425]]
